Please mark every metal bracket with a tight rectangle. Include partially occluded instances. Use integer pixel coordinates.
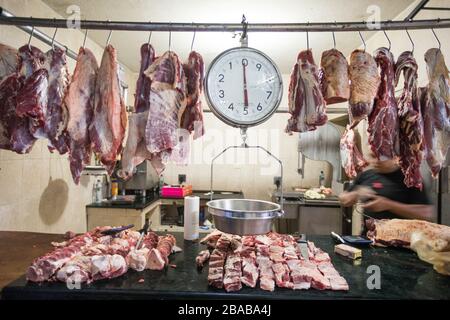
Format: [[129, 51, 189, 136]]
[[210, 142, 284, 211]]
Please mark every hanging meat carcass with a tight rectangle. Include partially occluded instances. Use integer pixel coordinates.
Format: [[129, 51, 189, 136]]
[[367, 48, 399, 160], [65, 47, 98, 184], [340, 125, 367, 179], [15, 45, 48, 139], [42, 47, 70, 154], [423, 48, 450, 175], [134, 43, 155, 113], [286, 49, 327, 133], [0, 75, 36, 153], [90, 44, 128, 174], [181, 51, 205, 139], [395, 51, 423, 189], [144, 51, 187, 172], [0, 43, 18, 81], [320, 48, 350, 104], [348, 50, 380, 125]]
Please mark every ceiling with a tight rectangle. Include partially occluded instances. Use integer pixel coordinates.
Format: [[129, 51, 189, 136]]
[[40, 0, 421, 74]]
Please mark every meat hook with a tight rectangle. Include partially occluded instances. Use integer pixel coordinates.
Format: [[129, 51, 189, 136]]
[[358, 31, 366, 52], [51, 26, 58, 51], [241, 14, 248, 41], [431, 28, 441, 50], [332, 21, 337, 49], [383, 30, 391, 51], [106, 20, 112, 46], [147, 21, 152, 45], [405, 29, 414, 54], [190, 22, 196, 52], [168, 22, 172, 53], [82, 28, 88, 48], [306, 21, 310, 50], [27, 23, 34, 49]]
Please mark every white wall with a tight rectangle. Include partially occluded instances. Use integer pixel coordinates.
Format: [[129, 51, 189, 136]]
[[0, 0, 136, 233]]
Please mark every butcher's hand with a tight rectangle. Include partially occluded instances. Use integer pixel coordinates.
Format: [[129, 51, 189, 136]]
[[355, 186, 376, 202], [361, 195, 391, 212], [339, 191, 358, 207]]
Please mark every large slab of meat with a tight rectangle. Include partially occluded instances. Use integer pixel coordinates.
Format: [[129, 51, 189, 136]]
[[90, 44, 128, 174], [65, 47, 98, 184], [15, 45, 48, 140], [0, 75, 36, 153], [0, 43, 18, 81], [144, 51, 187, 172], [423, 48, 450, 175], [27, 226, 176, 284], [202, 231, 348, 292], [395, 51, 423, 189], [340, 125, 367, 179], [181, 51, 205, 139], [348, 50, 380, 125], [366, 218, 450, 252], [320, 48, 350, 104], [134, 43, 155, 113], [42, 47, 70, 154], [286, 49, 327, 133], [367, 47, 399, 160]]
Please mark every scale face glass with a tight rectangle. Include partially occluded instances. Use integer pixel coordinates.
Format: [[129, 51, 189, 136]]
[[205, 47, 283, 127]]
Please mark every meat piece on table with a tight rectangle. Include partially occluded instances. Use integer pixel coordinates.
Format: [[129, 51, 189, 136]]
[[320, 48, 350, 104], [0, 43, 18, 81], [134, 43, 155, 113], [366, 218, 450, 252], [196, 250, 211, 268], [91, 254, 128, 281], [368, 47, 399, 160], [147, 234, 176, 270], [55, 255, 92, 284], [90, 44, 128, 174], [208, 249, 227, 288], [348, 49, 380, 125], [223, 253, 242, 292], [272, 262, 293, 289], [200, 229, 223, 249], [340, 125, 368, 179], [241, 256, 258, 288], [181, 51, 205, 139], [286, 49, 327, 133], [65, 47, 98, 184], [127, 247, 150, 272]]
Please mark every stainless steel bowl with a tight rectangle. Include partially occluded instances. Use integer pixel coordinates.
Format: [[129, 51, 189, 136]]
[[206, 199, 284, 235]]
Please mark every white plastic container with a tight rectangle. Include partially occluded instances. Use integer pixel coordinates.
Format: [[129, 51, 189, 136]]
[[184, 196, 199, 240]]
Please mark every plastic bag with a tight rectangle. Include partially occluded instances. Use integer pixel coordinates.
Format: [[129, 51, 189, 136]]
[[410, 232, 450, 276]]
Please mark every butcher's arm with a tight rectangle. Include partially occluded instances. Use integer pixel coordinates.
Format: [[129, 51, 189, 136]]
[[384, 200, 433, 221], [362, 196, 434, 221], [339, 191, 358, 207]]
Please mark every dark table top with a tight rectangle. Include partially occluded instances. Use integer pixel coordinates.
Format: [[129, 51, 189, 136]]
[[2, 233, 449, 300], [86, 190, 244, 210]]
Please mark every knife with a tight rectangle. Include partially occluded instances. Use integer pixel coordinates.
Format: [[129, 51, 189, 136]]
[[331, 231, 346, 244], [135, 220, 152, 250], [100, 224, 134, 236], [297, 236, 309, 260]]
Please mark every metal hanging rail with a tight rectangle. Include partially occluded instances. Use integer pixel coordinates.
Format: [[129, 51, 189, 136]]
[[1, 7, 450, 32]]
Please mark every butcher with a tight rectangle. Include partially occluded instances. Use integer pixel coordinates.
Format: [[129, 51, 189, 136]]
[[339, 152, 434, 230]]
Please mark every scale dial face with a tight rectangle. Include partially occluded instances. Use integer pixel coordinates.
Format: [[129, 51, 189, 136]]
[[205, 47, 283, 127]]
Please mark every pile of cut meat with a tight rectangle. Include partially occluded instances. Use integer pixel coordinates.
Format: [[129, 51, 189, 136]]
[[198, 230, 349, 292], [0, 41, 205, 184], [26, 226, 178, 284]]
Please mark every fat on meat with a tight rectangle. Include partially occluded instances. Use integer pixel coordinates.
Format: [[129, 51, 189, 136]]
[[43, 47, 70, 154], [90, 44, 128, 174], [348, 49, 380, 125], [65, 47, 98, 184], [367, 47, 399, 160], [0, 75, 36, 153], [395, 51, 424, 189], [0, 43, 18, 81], [286, 49, 327, 133], [181, 51, 205, 139], [340, 125, 367, 179], [17, 45, 45, 78], [320, 48, 350, 104], [134, 43, 155, 113]]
